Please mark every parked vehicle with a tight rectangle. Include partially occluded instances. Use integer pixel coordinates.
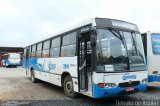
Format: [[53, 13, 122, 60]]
[[23, 18, 147, 98], [2, 53, 21, 67], [141, 32, 160, 82]]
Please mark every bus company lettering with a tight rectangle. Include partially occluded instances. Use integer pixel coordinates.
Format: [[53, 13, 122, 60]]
[[123, 73, 137, 80], [48, 62, 56, 71], [63, 64, 69, 69], [80, 27, 89, 32]]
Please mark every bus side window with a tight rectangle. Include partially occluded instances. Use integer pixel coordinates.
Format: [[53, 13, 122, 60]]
[[31, 45, 36, 58], [42, 40, 50, 58], [29, 46, 32, 57], [61, 32, 76, 57], [50, 37, 60, 58], [36, 42, 42, 58]]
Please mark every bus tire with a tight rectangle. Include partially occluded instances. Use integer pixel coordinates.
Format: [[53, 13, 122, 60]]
[[63, 75, 78, 98], [31, 70, 37, 83]]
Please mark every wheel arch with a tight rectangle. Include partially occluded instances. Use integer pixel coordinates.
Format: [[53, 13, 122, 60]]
[[30, 67, 34, 75], [61, 72, 71, 87]]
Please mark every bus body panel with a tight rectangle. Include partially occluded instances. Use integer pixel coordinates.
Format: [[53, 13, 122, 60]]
[[27, 57, 77, 77], [144, 32, 160, 82], [25, 57, 79, 92], [92, 71, 147, 98], [147, 56, 160, 82]]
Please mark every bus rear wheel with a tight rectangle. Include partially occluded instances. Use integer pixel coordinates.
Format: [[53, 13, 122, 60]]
[[63, 76, 78, 98]]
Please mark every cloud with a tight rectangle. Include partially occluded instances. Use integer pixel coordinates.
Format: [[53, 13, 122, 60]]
[[0, 0, 160, 47]]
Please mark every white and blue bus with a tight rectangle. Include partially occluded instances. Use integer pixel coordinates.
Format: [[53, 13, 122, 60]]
[[141, 32, 160, 82], [23, 18, 148, 98], [2, 53, 21, 67]]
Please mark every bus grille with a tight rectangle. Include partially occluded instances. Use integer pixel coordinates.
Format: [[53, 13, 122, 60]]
[[118, 81, 140, 88]]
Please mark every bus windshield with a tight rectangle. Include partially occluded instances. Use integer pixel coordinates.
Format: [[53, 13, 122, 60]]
[[96, 29, 146, 72], [151, 34, 160, 55]]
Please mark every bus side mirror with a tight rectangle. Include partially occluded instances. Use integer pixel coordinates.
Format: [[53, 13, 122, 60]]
[[90, 30, 97, 46]]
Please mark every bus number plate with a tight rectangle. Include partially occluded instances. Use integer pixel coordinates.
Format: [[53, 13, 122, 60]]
[[126, 87, 134, 92]]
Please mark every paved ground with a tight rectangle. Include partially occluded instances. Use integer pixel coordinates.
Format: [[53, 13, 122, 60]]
[[0, 67, 160, 106]]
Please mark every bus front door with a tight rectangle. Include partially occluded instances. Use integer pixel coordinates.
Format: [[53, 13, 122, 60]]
[[78, 33, 92, 96]]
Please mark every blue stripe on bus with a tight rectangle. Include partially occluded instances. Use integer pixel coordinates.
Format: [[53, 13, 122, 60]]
[[148, 75, 160, 82], [23, 58, 44, 71], [93, 83, 147, 98]]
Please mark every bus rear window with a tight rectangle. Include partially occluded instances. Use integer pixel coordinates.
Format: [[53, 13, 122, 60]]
[[151, 34, 160, 55]]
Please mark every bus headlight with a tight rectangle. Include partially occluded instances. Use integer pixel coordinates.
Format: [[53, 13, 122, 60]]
[[98, 83, 116, 88], [141, 78, 148, 83]]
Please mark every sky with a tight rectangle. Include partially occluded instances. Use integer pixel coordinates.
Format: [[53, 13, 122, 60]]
[[0, 0, 160, 47]]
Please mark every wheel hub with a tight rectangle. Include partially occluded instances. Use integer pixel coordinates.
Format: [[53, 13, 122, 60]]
[[66, 81, 73, 93]]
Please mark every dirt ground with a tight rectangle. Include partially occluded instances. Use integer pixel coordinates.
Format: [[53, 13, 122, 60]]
[[0, 67, 160, 105], [0, 67, 66, 100]]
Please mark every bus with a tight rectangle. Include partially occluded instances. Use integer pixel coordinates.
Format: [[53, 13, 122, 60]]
[[2, 53, 21, 67], [23, 18, 148, 98], [141, 32, 160, 82]]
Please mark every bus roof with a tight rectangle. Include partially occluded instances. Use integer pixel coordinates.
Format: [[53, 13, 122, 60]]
[[26, 17, 138, 48]]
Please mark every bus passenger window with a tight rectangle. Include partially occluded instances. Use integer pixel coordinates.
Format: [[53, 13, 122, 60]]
[[61, 32, 76, 57], [50, 37, 60, 58], [61, 44, 76, 57], [42, 40, 50, 58], [36, 43, 42, 58], [42, 49, 49, 58]]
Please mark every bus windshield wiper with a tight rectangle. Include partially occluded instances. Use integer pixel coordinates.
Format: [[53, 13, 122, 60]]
[[108, 28, 126, 48], [131, 32, 138, 55], [108, 28, 130, 70]]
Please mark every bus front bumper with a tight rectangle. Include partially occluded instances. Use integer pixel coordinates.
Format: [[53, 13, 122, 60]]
[[93, 83, 147, 98], [148, 75, 160, 82]]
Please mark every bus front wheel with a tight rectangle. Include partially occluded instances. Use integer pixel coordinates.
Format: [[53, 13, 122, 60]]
[[63, 76, 78, 98]]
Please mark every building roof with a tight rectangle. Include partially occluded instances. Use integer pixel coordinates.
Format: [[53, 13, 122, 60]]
[[0, 47, 23, 53]]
